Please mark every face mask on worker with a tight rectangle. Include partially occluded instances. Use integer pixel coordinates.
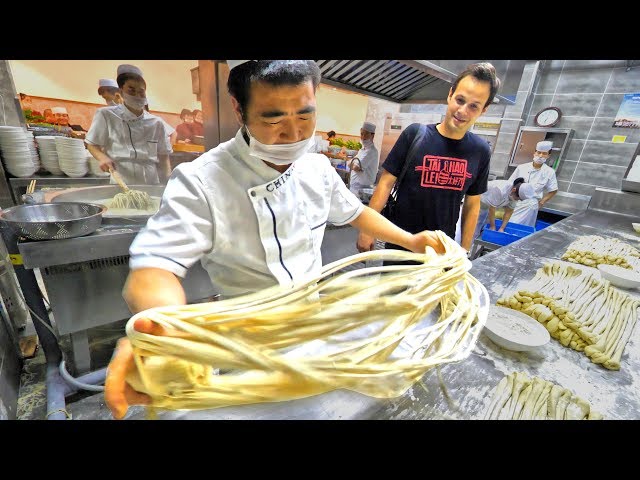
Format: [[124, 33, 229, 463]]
[[363, 139, 374, 147], [245, 126, 314, 166], [123, 92, 147, 111], [533, 155, 546, 165]]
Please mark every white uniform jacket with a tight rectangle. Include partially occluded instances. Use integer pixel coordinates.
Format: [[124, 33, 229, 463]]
[[507, 162, 558, 226], [85, 104, 172, 184], [129, 129, 365, 296]]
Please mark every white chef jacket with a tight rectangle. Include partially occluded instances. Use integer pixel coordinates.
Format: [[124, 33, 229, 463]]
[[85, 104, 172, 185], [349, 143, 379, 194], [507, 162, 558, 226], [480, 180, 518, 209], [129, 128, 365, 297]]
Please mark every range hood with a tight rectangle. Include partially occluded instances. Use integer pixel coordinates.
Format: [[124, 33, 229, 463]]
[[316, 60, 526, 105]]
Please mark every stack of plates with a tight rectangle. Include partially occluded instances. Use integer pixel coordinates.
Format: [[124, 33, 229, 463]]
[[0, 126, 40, 177], [87, 151, 109, 177], [36, 136, 63, 175], [54, 137, 88, 177]]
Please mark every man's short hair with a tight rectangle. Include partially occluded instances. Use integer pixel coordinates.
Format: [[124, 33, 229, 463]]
[[180, 108, 193, 120], [227, 60, 321, 122], [117, 72, 145, 89], [450, 62, 501, 107]]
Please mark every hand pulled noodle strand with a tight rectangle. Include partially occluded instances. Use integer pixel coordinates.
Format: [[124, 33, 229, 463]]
[[110, 189, 153, 210], [124, 231, 489, 411]]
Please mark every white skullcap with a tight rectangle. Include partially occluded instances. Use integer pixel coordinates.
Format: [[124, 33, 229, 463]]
[[517, 183, 535, 201], [117, 64, 144, 78], [98, 79, 118, 88], [227, 60, 255, 70], [362, 121, 376, 133], [52, 107, 68, 115], [536, 140, 553, 152]]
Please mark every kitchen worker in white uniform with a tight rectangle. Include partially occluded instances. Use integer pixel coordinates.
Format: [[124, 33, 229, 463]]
[[85, 64, 172, 184], [478, 178, 535, 235], [97, 78, 122, 106], [349, 121, 379, 198], [454, 178, 535, 244], [104, 60, 446, 419], [507, 140, 558, 227]]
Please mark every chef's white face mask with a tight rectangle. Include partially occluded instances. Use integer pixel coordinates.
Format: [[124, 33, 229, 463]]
[[363, 139, 374, 147], [245, 126, 314, 166], [533, 155, 546, 165], [123, 92, 147, 111]]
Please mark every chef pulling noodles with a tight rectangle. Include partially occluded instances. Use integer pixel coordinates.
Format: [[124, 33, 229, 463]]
[[85, 64, 172, 190], [103, 60, 447, 419], [507, 140, 558, 227]]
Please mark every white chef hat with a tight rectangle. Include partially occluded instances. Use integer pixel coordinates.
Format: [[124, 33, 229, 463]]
[[98, 79, 118, 88], [52, 107, 68, 115], [536, 140, 553, 152], [362, 121, 376, 133], [117, 64, 144, 78], [227, 60, 256, 70], [517, 183, 535, 200]]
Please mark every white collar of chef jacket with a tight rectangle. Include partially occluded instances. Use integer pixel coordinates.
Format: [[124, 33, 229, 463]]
[[232, 128, 282, 182], [117, 103, 147, 123]]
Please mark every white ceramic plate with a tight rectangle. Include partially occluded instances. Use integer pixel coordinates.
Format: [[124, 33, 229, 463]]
[[598, 264, 640, 289], [484, 305, 550, 352]]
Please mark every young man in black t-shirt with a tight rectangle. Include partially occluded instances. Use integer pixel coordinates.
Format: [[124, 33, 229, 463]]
[[357, 63, 501, 256]]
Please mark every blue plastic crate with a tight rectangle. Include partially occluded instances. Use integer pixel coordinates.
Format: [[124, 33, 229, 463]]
[[491, 219, 535, 234], [535, 220, 551, 230], [481, 227, 530, 246]]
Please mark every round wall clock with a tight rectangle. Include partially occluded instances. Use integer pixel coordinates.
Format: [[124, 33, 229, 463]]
[[534, 107, 562, 127]]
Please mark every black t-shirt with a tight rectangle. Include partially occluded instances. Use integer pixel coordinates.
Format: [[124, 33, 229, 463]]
[[382, 123, 490, 239]]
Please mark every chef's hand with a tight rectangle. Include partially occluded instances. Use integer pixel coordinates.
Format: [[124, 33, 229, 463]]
[[357, 232, 375, 252], [105, 317, 180, 420], [538, 200, 545, 209], [411, 230, 445, 255], [99, 157, 116, 173]]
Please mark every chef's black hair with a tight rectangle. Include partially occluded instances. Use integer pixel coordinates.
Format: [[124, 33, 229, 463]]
[[117, 72, 146, 89], [228, 60, 321, 123], [512, 177, 525, 196]]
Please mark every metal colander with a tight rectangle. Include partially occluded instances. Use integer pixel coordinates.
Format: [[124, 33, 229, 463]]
[[0, 202, 107, 240]]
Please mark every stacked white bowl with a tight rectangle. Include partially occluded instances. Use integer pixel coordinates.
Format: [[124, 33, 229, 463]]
[[24, 131, 42, 171], [0, 126, 39, 177], [35, 136, 63, 175], [87, 151, 109, 176], [54, 137, 88, 177]]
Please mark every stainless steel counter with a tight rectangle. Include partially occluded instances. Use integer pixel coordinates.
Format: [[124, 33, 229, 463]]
[[539, 190, 591, 216], [64, 208, 640, 420]]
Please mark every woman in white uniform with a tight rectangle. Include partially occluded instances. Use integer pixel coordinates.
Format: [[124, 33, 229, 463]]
[[105, 60, 446, 419], [507, 140, 558, 226], [85, 64, 172, 185]]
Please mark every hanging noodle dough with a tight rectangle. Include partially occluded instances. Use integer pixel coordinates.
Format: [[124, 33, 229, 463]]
[[123, 232, 489, 412], [110, 189, 154, 210]]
